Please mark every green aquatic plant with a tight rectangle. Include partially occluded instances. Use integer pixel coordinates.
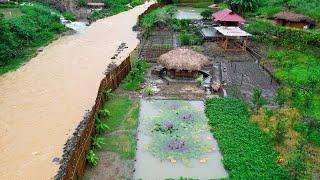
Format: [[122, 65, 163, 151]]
[[142, 100, 213, 165]]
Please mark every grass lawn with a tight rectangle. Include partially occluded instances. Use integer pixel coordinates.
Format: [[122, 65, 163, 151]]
[[101, 93, 140, 159]]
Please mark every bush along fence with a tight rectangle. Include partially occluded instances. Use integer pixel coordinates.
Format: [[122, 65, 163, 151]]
[[54, 57, 131, 180]]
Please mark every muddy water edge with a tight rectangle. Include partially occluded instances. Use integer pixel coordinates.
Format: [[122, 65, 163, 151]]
[[0, 2, 154, 179]]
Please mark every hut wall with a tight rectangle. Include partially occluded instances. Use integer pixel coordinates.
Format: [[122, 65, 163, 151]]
[[275, 19, 308, 29]]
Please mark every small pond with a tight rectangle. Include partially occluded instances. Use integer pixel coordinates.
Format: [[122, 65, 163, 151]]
[[175, 6, 205, 20], [134, 99, 228, 179], [0, 8, 23, 19]]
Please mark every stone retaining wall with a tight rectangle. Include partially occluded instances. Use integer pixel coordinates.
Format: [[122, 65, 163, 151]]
[[54, 57, 131, 180]]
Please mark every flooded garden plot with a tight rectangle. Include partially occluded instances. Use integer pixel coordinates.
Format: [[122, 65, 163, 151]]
[[134, 100, 228, 179], [175, 6, 205, 20]]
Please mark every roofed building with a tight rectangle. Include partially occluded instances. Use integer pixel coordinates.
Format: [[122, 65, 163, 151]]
[[158, 48, 209, 79], [212, 9, 245, 26], [214, 26, 251, 51], [273, 10, 315, 29]]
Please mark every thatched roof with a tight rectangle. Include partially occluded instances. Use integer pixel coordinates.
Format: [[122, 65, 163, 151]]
[[158, 48, 209, 71], [273, 10, 314, 23]]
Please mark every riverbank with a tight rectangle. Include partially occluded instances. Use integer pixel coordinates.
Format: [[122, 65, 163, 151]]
[[0, 1, 154, 179], [0, 3, 67, 75]]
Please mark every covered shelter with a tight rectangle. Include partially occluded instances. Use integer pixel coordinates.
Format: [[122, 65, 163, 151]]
[[212, 9, 245, 26], [208, 4, 220, 9], [273, 10, 315, 29], [214, 26, 251, 51], [158, 48, 209, 79]]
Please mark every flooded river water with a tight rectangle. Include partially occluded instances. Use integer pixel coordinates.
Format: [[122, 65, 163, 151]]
[[0, 2, 153, 179]]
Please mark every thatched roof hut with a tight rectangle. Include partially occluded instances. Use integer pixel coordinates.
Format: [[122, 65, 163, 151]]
[[273, 10, 315, 29], [158, 48, 209, 71]]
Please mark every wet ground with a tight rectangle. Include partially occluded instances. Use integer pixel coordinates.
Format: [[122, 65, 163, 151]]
[[196, 42, 279, 102], [0, 2, 154, 179]]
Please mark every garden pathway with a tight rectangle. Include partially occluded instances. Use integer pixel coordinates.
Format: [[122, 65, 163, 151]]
[[0, 1, 154, 179]]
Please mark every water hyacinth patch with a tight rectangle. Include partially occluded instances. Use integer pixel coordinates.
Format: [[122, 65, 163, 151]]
[[147, 133, 212, 165], [141, 100, 213, 165]]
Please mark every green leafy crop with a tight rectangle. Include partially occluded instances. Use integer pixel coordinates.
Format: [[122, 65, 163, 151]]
[[205, 97, 288, 179]]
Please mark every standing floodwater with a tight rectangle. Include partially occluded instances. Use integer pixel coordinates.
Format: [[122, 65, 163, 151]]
[[134, 100, 228, 179], [175, 6, 205, 20], [0, 2, 154, 179]]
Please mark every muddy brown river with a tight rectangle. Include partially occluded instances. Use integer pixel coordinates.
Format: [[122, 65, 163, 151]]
[[0, 2, 153, 179]]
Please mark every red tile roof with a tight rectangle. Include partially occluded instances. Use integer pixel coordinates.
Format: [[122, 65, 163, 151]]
[[212, 9, 245, 23]]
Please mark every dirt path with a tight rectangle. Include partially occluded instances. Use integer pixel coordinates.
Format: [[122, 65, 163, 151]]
[[0, 2, 154, 179]]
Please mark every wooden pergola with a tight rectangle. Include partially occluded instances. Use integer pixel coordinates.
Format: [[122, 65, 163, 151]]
[[214, 26, 251, 51]]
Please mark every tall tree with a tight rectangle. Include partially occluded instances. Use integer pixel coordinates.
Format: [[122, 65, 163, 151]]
[[226, 0, 260, 15]]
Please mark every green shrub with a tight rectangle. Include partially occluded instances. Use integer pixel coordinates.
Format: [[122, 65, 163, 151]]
[[200, 9, 213, 20], [95, 116, 110, 133], [272, 119, 288, 144], [144, 85, 154, 96], [86, 150, 99, 166], [179, 33, 202, 46], [205, 97, 287, 179], [308, 130, 320, 146], [90, 5, 129, 22], [122, 59, 150, 91], [92, 136, 106, 150], [99, 109, 110, 118], [252, 88, 266, 113], [140, 5, 177, 36], [191, 2, 212, 8], [255, 6, 282, 16], [195, 74, 203, 84], [0, 4, 66, 74], [130, 0, 143, 7], [286, 142, 309, 179], [78, 0, 87, 7], [90, 0, 145, 21], [63, 12, 76, 21], [103, 88, 113, 98]]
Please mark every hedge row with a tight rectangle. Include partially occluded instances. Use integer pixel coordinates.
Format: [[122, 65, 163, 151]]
[[245, 20, 320, 50]]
